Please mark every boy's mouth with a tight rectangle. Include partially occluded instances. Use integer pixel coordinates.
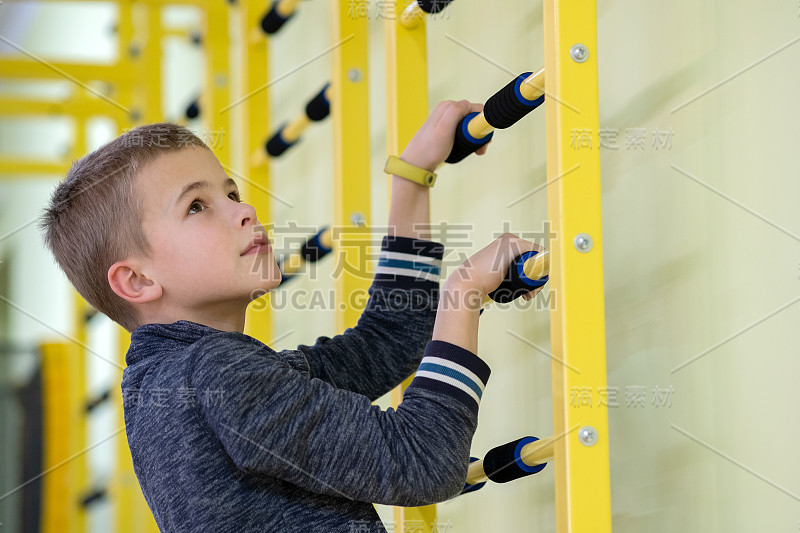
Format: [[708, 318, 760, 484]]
[[241, 232, 271, 256]]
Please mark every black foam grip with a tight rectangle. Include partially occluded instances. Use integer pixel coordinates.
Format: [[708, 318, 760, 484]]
[[487, 251, 547, 303], [445, 113, 493, 164], [260, 3, 293, 34], [305, 83, 331, 121], [483, 437, 545, 484], [265, 128, 293, 157], [185, 99, 200, 119], [300, 228, 332, 262], [484, 72, 543, 130], [417, 0, 454, 14]]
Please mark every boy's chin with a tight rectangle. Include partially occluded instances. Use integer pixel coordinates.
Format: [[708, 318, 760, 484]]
[[248, 279, 281, 301]]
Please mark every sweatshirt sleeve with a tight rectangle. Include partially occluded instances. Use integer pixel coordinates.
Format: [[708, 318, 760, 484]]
[[297, 235, 444, 401], [190, 335, 490, 506]]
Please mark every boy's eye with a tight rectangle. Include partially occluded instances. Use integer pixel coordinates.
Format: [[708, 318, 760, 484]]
[[188, 200, 204, 214], [229, 191, 241, 202]]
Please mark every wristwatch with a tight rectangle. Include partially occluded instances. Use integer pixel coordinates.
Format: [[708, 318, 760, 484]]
[[384, 155, 437, 187]]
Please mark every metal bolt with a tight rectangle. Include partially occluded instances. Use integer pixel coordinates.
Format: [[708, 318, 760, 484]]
[[347, 68, 362, 82], [214, 73, 227, 88], [570, 44, 589, 63], [574, 233, 593, 253], [578, 426, 598, 446], [128, 43, 141, 58], [350, 212, 366, 227]]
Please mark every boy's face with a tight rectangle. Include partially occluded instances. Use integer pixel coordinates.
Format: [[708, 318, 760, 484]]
[[135, 146, 281, 319]]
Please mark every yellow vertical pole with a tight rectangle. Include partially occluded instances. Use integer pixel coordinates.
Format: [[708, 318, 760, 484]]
[[542, 1, 612, 532], [331, 0, 371, 332], [241, 0, 273, 342], [384, 3, 436, 531], [205, 0, 232, 167], [111, 329, 134, 532], [117, 0, 136, 130], [142, 3, 163, 124], [112, 4, 159, 532], [112, 327, 159, 533], [40, 341, 77, 533]]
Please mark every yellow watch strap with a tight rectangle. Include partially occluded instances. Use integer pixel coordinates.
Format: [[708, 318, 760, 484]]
[[384, 155, 437, 187]]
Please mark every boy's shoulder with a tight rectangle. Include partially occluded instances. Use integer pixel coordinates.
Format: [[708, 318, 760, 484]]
[[125, 320, 309, 383]]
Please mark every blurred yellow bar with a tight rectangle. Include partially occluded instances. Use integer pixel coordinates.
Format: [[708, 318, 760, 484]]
[[242, 0, 274, 343], [140, 4, 163, 124], [543, 1, 612, 531], [0, 158, 70, 176], [0, 97, 128, 121], [275, 0, 302, 17], [205, 0, 231, 166], [331, 0, 371, 332], [40, 342, 75, 533], [282, 114, 311, 143], [0, 59, 135, 83], [399, 1, 424, 29], [385, 1, 437, 530]]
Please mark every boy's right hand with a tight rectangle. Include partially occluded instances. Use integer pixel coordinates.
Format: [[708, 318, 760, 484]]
[[432, 234, 544, 353], [445, 233, 545, 308]]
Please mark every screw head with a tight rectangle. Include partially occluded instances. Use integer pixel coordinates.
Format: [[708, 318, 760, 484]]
[[570, 44, 589, 63], [578, 426, 598, 446], [350, 212, 366, 227], [574, 233, 593, 252], [347, 68, 362, 82]]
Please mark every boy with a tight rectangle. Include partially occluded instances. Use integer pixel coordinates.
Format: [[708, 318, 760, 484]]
[[40, 100, 541, 532]]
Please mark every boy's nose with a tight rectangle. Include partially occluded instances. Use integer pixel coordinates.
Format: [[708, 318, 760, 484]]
[[238, 201, 258, 227]]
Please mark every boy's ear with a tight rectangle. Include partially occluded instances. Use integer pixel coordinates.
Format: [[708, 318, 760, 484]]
[[108, 260, 162, 304]]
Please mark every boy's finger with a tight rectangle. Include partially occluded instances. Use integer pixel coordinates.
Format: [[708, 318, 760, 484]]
[[430, 99, 457, 124], [439, 100, 472, 130], [468, 101, 484, 115]]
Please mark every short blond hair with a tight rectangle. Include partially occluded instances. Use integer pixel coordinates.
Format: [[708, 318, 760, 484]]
[[39, 123, 210, 332]]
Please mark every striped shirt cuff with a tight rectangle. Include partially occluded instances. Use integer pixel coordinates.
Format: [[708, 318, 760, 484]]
[[408, 340, 491, 415], [372, 235, 444, 292]]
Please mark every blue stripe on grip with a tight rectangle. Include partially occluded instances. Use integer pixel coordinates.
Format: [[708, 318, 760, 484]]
[[515, 436, 546, 474]]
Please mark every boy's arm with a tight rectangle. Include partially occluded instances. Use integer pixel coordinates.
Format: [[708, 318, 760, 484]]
[[298, 100, 486, 398], [298, 235, 443, 401], [386, 99, 487, 241], [191, 321, 488, 507]]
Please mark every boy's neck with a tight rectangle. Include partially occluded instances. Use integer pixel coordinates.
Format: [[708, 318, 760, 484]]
[[140, 304, 248, 333]]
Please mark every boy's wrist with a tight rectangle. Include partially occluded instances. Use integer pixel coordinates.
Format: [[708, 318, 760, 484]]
[[441, 277, 484, 313], [433, 280, 482, 354], [399, 149, 438, 172]]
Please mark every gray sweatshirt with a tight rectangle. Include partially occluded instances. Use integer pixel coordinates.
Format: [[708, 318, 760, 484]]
[[121, 236, 491, 532]]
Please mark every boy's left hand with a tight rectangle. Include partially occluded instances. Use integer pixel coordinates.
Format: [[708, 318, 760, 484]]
[[400, 100, 489, 171]]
